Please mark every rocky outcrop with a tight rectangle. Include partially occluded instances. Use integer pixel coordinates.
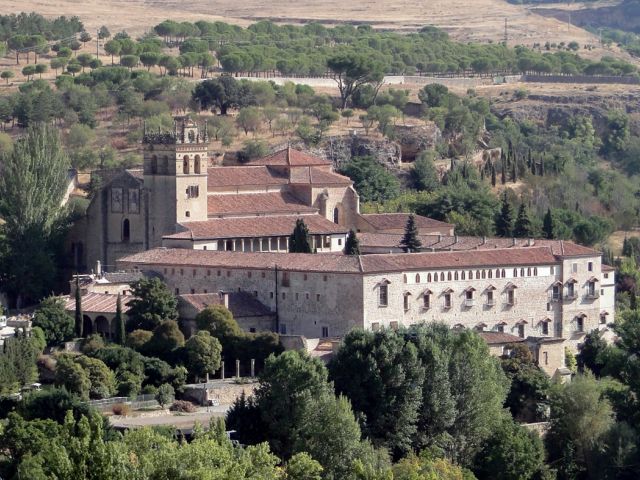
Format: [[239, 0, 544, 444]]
[[392, 122, 442, 161]]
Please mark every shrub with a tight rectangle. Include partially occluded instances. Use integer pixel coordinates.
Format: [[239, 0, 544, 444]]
[[112, 403, 131, 416], [170, 400, 196, 413]]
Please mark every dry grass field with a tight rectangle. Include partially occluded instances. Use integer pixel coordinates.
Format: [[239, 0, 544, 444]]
[[0, 0, 615, 54]]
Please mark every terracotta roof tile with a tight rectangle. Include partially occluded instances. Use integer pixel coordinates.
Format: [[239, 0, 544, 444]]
[[166, 215, 347, 240], [477, 331, 526, 345], [207, 166, 288, 189], [289, 167, 352, 185], [247, 148, 331, 167], [602, 264, 615, 272], [63, 293, 131, 314], [358, 233, 600, 257], [178, 292, 273, 318], [119, 246, 559, 274], [359, 214, 454, 231], [207, 192, 316, 216]]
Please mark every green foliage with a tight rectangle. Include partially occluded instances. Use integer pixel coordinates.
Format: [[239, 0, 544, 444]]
[[0, 329, 41, 395], [513, 203, 534, 237], [239, 138, 268, 162], [472, 417, 546, 480], [54, 355, 91, 400], [75, 355, 116, 399], [143, 320, 185, 359], [565, 347, 577, 373], [400, 214, 423, 253], [0, 125, 70, 305], [184, 331, 222, 380], [289, 218, 313, 253], [577, 329, 609, 377], [393, 450, 472, 480], [192, 76, 254, 115], [495, 193, 513, 237], [411, 151, 440, 191], [114, 293, 125, 346], [155, 383, 174, 408], [286, 452, 323, 480], [126, 277, 178, 331], [32, 297, 74, 347], [340, 156, 400, 203], [345, 229, 361, 255]]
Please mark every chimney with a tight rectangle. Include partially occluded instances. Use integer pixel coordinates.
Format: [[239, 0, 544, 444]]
[[96, 260, 102, 277], [219, 290, 229, 308]]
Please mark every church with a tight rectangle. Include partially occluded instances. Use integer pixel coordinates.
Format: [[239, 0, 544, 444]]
[[71, 117, 451, 270]]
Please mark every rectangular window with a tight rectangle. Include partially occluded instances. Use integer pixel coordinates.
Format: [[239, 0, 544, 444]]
[[270, 292, 274, 299], [572, 263, 578, 273], [379, 284, 388, 307], [543, 351, 548, 365], [604, 273, 609, 279], [403, 295, 410, 311], [576, 317, 584, 332], [175, 288, 179, 295], [518, 324, 525, 338], [552, 285, 560, 300], [567, 283, 575, 299], [444, 293, 452, 309], [186, 185, 200, 199], [371, 322, 380, 332], [282, 292, 286, 300], [295, 293, 299, 301], [316, 294, 321, 302], [507, 289, 515, 305], [600, 314, 607, 324], [542, 322, 549, 335], [253, 291, 258, 297], [190, 288, 195, 294], [217, 270, 221, 276], [423, 294, 430, 309], [280, 324, 287, 335], [193, 269, 196, 277], [282, 272, 290, 287], [227, 270, 231, 277], [322, 326, 329, 338], [588, 262, 593, 272], [249, 328, 256, 333], [486, 291, 494, 305]]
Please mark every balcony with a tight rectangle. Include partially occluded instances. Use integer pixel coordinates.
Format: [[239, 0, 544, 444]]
[[564, 293, 578, 301], [464, 298, 475, 308], [584, 291, 600, 300], [505, 298, 517, 307], [485, 299, 495, 307], [549, 294, 561, 302]]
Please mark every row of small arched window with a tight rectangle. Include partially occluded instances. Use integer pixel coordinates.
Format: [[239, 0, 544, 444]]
[[404, 267, 539, 284], [150, 155, 202, 175]]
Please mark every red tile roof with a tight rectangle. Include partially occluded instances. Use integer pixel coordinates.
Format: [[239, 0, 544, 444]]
[[119, 246, 560, 274], [178, 292, 273, 318], [63, 293, 131, 314], [359, 214, 454, 231], [247, 147, 331, 167], [478, 331, 525, 345], [358, 233, 599, 257], [165, 215, 347, 240], [289, 167, 352, 186], [207, 192, 316, 216], [207, 166, 288, 189], [602, 264, 615, 272]]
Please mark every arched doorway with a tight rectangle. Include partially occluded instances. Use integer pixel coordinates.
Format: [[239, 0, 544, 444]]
[[194, 155, 201, 174], [95, 316, 111, 339], [122, 219, 130, 243], [82, 315, 93, 337]]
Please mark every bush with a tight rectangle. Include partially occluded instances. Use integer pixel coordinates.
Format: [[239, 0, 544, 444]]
[[112, 403, 131, 416], [170, 400, 196, 413]]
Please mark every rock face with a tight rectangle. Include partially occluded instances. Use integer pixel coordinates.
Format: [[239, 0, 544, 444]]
[[293, 135, 402, 170], [392, 123, 442, 162]]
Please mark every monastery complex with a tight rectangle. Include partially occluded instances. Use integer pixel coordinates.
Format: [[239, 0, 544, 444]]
[[70, 118, 616, 377]]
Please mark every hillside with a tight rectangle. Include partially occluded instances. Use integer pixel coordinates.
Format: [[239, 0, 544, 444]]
[[0, 0, 611, 52]]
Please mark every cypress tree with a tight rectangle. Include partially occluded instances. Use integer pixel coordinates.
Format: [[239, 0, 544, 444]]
[[344, 229, 361, 255], [543, 208, 554, 240], [495, 193, 513, 237], [631, 291, 637, 311], [74, 277, 83, 338], [513, 203, 533, 238], [289, 218, 312, 253], [491, 163, 497, 187], [622, 237, 632, 257], [501, 159, 506, 185], [400, 214, 422, 253], [511, 160, 517, 183], [114, 293, 125, 345]]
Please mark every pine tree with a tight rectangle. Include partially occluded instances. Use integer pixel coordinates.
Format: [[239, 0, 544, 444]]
[[114, 293, 125, 346], [344, 230, 360, 255], [543, 208, 555, 240], [495, 193, 513, 237], [74, 277, 83, 338], [400, 214, 422, 253], [289, 218, 312, 253], [513, 203, 533, 238]]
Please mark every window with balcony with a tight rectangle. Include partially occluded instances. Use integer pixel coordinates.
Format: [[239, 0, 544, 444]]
[[403, 293, 411, 311], [444, 292, 452, 309], [552, 284, 560, 301], [576, 316, 584, 332], [542, 320, 549, 335], [423, 293, 431, 309], [566, 282, 575, 299], [464, 288, 475, 307], [486, 290, 494, 306], [518, 324, 525, 338], [507, 288, 516, 306]]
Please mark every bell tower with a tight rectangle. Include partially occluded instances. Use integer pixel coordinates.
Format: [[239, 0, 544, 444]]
[[143, 117, 209, 247]]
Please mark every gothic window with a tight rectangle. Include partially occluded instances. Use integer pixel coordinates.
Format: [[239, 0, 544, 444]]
[[513, 268, 518, 277], [111, 188, 123, 213], [403, 293, 411, 311], [333, 207, 339, 224], [482, 270, 486, 279], [440, 272, 445, 281], [427, 273, 432, 282], [447, 272, 452, 281], [194, 155, 201, 174], [495, 269, 501, 278], [454, 271, 459, 280], [502, 269, 506, 277], [183, 155, 190, 174], [122, 219, 130, 243], [379, 284, 389, 307], [415, 274, 420, 283], [527, 268, 532, 276], [520, 268, 525, 277], [576, 315, 585, 332], [476, 270, 481, 280], [533, 267, 538, 276], [461, 271, 466, 280]]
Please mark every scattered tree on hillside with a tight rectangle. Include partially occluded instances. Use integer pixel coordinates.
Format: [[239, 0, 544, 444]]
[[495, 193, 513, 237], [400, 214, 422, 253], [513, 203, 534, 238]]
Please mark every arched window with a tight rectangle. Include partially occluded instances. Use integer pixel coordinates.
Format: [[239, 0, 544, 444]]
[[403, 274, 408, 284], [527, 267, 532, 276], [151, 155, 158, 174], [194, 155, 201, 174], [534, 267, 538, 276], [427, 273, 432, 282], [513, 268, 518, 277], [476, 270, 481, 279], [496, 269, 501, 278], [469, 270, 473, 279], [440, 272, 445, 281], [461, 271, 466, 280], [482, 270, 486, 279], [447, 272, 452, 281], [333, 207, 339, 224], [183, 155, 190, 174], [454, 272, 459, 280], [122, 219, 130, 243], [488, 270, 493, 279], [502, 269, 506, 278], [520, 268, 525, 277], [415, 274, 421, 283]]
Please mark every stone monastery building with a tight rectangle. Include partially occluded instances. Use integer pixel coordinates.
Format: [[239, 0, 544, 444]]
[[72, 118, 615, 375]]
